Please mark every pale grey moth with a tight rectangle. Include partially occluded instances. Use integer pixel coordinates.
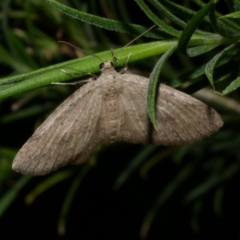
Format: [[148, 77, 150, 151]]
[[12, 61, 223, 175]]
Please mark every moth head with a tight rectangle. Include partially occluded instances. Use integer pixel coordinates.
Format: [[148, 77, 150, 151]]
[[99, 61, 114, 72]]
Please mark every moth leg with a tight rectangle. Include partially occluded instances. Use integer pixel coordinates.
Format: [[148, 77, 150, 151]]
[[52, 69, 96, 85], [51, 78, 95, 86], [119, 53, 131, 74]]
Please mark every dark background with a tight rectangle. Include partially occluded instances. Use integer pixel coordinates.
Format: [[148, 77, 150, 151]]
[[1, 1, 240, 239]]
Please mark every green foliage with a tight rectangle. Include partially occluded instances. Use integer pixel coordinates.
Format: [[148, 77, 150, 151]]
[[1, 0, 240, 239]]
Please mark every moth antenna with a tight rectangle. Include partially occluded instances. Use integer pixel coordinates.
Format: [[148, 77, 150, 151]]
[[110, 25, 156, 62], [58, 41, 104, 63]]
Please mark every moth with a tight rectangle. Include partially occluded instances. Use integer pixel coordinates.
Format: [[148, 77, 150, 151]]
[[12, 61, 223, 175]]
